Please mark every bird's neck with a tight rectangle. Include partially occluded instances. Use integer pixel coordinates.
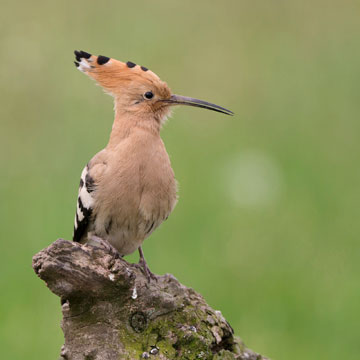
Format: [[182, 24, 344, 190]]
[[107, 106, 160, 149]]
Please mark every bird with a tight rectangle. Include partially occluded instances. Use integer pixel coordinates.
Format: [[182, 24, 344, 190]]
[[72, 50, 233, 280]]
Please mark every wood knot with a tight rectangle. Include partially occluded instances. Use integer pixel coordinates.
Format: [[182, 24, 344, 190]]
[[130, 311, 148, 333]]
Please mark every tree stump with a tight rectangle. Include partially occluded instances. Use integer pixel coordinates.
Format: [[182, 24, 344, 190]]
[[32, 239, 268, 360]]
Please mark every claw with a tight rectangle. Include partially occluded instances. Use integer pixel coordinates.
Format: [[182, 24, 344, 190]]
[[89, 235, 121, 259]]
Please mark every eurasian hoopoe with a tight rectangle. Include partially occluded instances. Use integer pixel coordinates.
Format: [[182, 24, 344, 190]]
[[72, 50, 233, 280]]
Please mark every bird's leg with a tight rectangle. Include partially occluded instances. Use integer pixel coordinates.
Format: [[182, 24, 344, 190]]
[[138, 246, 157, 282]]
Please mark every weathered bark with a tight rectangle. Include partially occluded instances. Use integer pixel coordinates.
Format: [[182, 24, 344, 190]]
[[32, 239, 268, 360]]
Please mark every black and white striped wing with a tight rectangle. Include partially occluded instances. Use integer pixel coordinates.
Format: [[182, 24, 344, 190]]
[[73, 165, 96, 242]]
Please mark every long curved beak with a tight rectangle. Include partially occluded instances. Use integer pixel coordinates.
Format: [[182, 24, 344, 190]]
[[161, 94, 234, 116]]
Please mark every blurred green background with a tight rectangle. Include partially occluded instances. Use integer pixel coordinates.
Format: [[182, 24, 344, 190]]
[[1, 0, 360, 359]]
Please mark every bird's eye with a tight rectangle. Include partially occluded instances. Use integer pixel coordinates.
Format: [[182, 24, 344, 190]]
[[144, 91, 154, 100]]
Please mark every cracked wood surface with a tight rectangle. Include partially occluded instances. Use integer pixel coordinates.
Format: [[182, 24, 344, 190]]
[[32, 239, 268, 360]]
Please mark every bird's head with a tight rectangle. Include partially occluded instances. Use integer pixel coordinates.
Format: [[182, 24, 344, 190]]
[[74, 50, 233, 125]]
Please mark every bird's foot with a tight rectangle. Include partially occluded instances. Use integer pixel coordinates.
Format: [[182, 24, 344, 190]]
[[138, 258, 158, 283], [138, 246, 157, 283], [89, 235, 121, 259]]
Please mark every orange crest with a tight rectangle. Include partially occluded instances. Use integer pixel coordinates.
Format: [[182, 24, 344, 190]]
[[74, 50, 171, 100]]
